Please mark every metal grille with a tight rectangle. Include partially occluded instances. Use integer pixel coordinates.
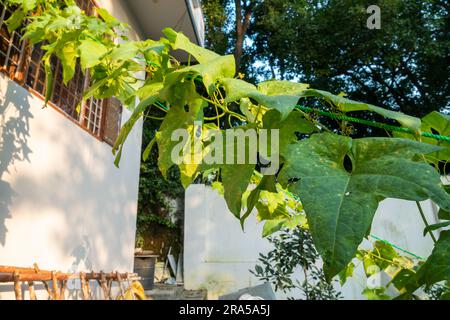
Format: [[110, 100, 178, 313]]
[[0, 5, 27, 78], [82, 98, 104, 136], [25, 45, 87, 120]]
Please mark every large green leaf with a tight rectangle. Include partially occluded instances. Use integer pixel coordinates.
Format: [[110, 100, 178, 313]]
[[79, 39, 108, 69], [163, 27, 220, 64], [182, 55, 235, 95], [263, 109, 317, 156], [278, 133, 450, 279], [221, 163, 255, 218], [416, 231, 450, 286], [221, 78, 308, 120], [300, 89, 421, 131], [156, 88, 205, 183]]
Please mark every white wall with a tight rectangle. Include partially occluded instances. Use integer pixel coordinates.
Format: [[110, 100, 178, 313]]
[[0, 1, 146, 300], [184, 185, 441, 300], [0, 73, 142, 299], [184, 185, 272, 300]]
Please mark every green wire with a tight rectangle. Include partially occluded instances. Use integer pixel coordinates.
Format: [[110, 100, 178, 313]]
[[152, 102, 450, 142], [369, 235, 425, 261], [296, 105, 450, 142]]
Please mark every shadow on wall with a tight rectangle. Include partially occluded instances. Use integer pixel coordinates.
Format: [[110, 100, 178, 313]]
[[0, 74, 141, 300], [0, 80, 32, 246]]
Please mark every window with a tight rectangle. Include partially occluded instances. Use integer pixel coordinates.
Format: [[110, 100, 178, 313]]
[[0, 1, 123, 146], [0, 4, 27, 80]]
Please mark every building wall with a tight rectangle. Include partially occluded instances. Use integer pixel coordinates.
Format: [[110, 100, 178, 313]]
[[184, 184, 441, 300], [0, 1, 144, 299]]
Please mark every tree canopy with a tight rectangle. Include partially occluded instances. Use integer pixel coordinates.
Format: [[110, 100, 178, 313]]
[[202, 0, 449, 120]]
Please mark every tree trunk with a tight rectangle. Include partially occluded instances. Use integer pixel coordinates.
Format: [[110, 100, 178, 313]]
[[234, 0, 252, 74]]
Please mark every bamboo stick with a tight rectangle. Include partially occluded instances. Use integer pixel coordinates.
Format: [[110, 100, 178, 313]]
[[0, 272, 71, 282], [80, 272, 89, 300], [13, 272, 22, 300], [59, 280, 67, 300], [28, 281, 37, 300], [51, 271, 60, 300], [116, 272, 125, 297], [98, 272, 110, 300], [42, 281, 53, 299]]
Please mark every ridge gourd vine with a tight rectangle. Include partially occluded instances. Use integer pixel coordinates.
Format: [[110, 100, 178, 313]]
[[3, 0, 449, 298]]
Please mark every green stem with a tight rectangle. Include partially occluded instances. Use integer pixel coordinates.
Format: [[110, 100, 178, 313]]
[[416, 201, 437, 244]]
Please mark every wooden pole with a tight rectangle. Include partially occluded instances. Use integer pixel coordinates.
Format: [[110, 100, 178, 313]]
[[99, 271, 110, 300], [13, 272, 22, 300], [59, 280, 67, 300], [42, 281, 52, 299], [51, 271, 60, 300], [28, 281, 37, 300], [116, 272, 125, 297], [80, 272, 89, 300]]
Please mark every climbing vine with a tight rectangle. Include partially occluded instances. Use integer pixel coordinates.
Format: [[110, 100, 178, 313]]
[[4, 0, 449, 299]]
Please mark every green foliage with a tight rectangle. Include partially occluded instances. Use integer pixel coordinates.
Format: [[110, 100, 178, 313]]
[[203, 0, 449, 136], [9, 1, 450, 293], [416, 231, 450, 287], [252, 227, 342, 300], [354, 239, 450, 300], [278, 133, 450, 279], [136, 117, 184, 240]]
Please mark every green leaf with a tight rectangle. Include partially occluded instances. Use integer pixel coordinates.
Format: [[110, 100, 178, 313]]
[[391, 269, 419, 292], [58, 41, 78, 84], [374, 241, 398, 261], [22, 0, 37, 12], [113, 83, 163, 167], [221, 78, 305, 120], [363, 288, 391, 300], [423, 221, 450, 236], [300, 89, 421, 131], [96, 8, 121, 27], [258, 80, 309, 96], [241, 186, 261, 227], [262, 215, 304, 238], [79, 39, 108, 69], [416, 231, 450, 286], [338, 262, 355, 285], [439, 208, 450, 220], [420, 112, 450, 163], [163, 27, 220, 64], [156, 94, 205, 183], [182, 55, 235, 95], [278, 133, 450, 280], [5, 10, 26, 32], [108, 41, 139, 61], [263, 109, 317, 156], [221, 163, 255, 218]]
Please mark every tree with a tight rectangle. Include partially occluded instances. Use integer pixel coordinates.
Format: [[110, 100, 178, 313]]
[[202, 0, 259, 73], [204, 0, 450, 120]]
